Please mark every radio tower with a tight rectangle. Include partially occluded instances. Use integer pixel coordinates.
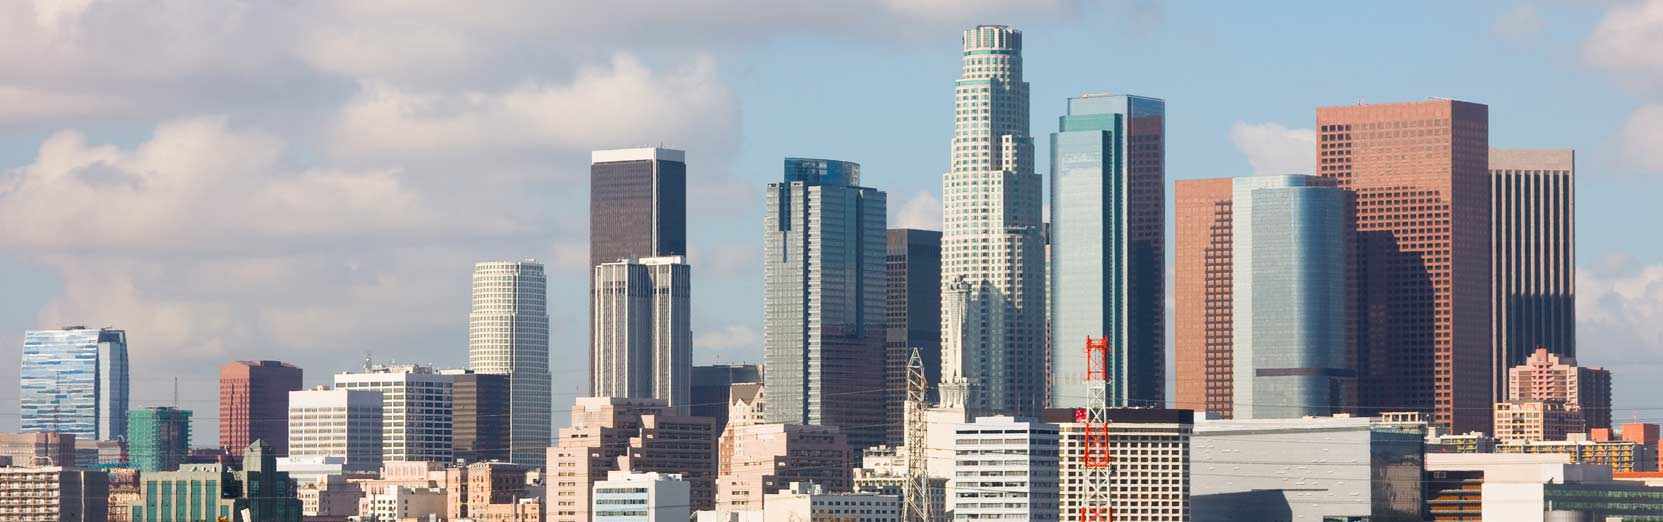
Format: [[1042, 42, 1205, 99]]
[[1080, 336, 1113, 521], [904, 347, 932, 521]]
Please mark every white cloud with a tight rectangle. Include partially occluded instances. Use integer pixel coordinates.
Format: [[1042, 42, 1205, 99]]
[[695, 323, 762, 363], [1621, 104, 1663, 171], [1492, 4, 1547, 43], [1583, 0, 1663, 88], [891, 190, 944, 230], [1227, 122, 1316, 175], [1578, 255, 1663, 364]]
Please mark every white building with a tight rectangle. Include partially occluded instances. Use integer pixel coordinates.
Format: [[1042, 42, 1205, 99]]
[[287, 387, 383, 472], [468, 260, 552, 466], [938, 24, 1046, 417], [952, 415, 1059, 520], [1425, 453, 1663, 520], [357, 484, 446, 521], [1051, 409, 1192, 521], [592, 471, 691, 522], [334, 364, 453, 463], [1191, 415, 1423, 521], [592, 256, 692, 413], [765, 481, 900, 522]]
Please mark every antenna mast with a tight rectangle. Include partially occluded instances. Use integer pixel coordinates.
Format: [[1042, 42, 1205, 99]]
[[1080, 336, 1113, 521], [904, 347, 933, 521]]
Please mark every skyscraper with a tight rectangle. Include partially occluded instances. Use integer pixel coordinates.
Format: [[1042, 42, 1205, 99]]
[[219, 360, 303, 456], [762, 157, 887, 451], [589, 148, 688, 270], [468, 260, 551, 466], [884, 228, 941, 445], [592, 255, 692, 412], [1490, 149, 1575, 403], [1174, 178, 1234, 418], [333, 364, 454, 463], [287, 387, 383, 473], [690, 364, 762, 435], [1049, 92, 1167, 408], [128, 407, 191, 472], [1229, 175, 1353, 419], [19, 327, 129, 440], [1316, 99, 1491, 433], [441, 370, 511, 464], [939, 25, 1046, 416]]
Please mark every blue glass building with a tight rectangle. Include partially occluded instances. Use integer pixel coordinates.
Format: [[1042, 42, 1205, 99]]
[[19, 327, 130, 440], [1231, 175, 1354, 419], [1049, 93, 1166, 408]]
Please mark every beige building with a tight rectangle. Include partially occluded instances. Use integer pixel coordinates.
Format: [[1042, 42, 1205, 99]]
[[1499, 433, 1658, 473], [105, 468, 139, 522], [1493, 400, 1584, 444], [296, 474, 362, 521], [716, 423, 852, 512], [547, 397, 716, 522], [1509, 347, 1612, 429], [358, 484, 446, 521], [447, 461, 538, 520], [763, 481, 899, 521], [0, 432, 77, 468], [1048, 409, 1192, 522], [0, 466, 108, 522]]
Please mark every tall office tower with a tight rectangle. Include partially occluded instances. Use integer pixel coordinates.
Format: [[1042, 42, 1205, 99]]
[[19, 327, 129, 440], [128, 407, 191, 472], [1490, 149, 1575, 403], [690, 364, 762, 435], [1049, 92, 1168, 408], [1316, 99, 1491, 433], [441, 370, 511, 463], [762, 157, 887, 452], [1508, 347, 1612, 430], [468, 260, 551, 466], [1229, 175, 1353, 419], [592, 256, 692, 411], [884, 228, 941, 445], [219, 360, 303, 456], [950, 415, 1060, 519], [287, 387, 384, 473], [333, 364, 454, 463], [1046, 408, 1193, 522], [1174, 179, 1235, 418], [939, 25, 1046, 416], [590, 148, 688, 270]]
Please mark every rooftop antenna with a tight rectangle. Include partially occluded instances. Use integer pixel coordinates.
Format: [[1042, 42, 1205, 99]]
[[363, 351, 374, 372], [172, 377, 179, 408]]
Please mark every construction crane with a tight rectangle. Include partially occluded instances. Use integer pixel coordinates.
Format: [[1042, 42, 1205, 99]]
[[1079, 336, 1113, 521], [904, 347, 932, 522]]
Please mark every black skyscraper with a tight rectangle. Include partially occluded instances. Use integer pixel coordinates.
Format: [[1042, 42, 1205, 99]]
[[885, 228, 941, 445], [590, 148, 688, 269]]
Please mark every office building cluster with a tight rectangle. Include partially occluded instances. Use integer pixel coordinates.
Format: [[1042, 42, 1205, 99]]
[[4, 21, 1653, 522]]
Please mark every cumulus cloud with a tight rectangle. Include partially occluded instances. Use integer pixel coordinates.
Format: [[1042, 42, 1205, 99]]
[[1227, 122, 1316, 175], [1583, 0, 1663, 88], [891, 190, 944, 230], [695, 324, 762, 362], [1620, 104, 1663, 172]]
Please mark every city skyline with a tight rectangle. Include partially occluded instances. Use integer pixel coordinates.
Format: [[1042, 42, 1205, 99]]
[[1, 2, 1660, 441]]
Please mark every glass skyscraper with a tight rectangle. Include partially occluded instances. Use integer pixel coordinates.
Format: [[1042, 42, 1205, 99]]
[[19, 327, 130, 440], [762, 157, 887, 452], [1049, 93, 1167, 408], [1231, 175, 1353, 419]]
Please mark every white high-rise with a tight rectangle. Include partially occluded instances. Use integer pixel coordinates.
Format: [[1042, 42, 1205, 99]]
[[952, 415, 1059, 519], [333, 364, 454, 463], [468, 260, 551, 466], [592, 255, 691, 413], [939, 25, 1045, 416], [287, 387, 384, 472]]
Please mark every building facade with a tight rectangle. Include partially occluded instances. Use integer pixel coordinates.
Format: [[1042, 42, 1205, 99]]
[[1316, 99, 1492, 433], [593, 256, 692, 412], [716, 423, 852, 512], [444, 370, 511, 463], [1508, 346, 1611, 429], [0, 432, 77, 468], [127, 407, 191, 472], [19, 327, 129, 440], [1049, 92, 1168, 409], [1173, 178, 1235, 418], [1045, 409, 1191, 522], [590, 148, 688, 274], [1191, 415, 1424, 521], [939, 25, 1047, 416], [0, 466, 108, 522], [762, 157, 887, 451], [333, 364, 453, 463], [218, 360, 302, 456], [547, 397, 716, 522], [128, 441, 301, 522], [468, 260, 552, 466], [592, 471, 691, 522], [951, 415, 1059, 519], [763, 481, 900, 521], [1498, 433, 1658, 473], [1494, 400, 1584, 444], [1490, 148, 1575, 404], [446, 461, 536, 520], [1229, 175, 1353, 419], [690, 365, 762, 435], [884, 228, 941, 446], [286, 388, 383, 472]]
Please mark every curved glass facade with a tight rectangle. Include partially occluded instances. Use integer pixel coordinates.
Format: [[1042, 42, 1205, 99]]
[[19, 327, 128, 440]]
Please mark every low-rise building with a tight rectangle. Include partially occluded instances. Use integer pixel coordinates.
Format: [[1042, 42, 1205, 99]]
[[1046, 408, 1192, 522], [1497, 433, 1658, 472], [593, 471, 691, 522], [446, 461, 538, 520], [127, 440, 301, 521], [547, 397, 715, 522], [1191, 415, 1423, 521], [0, 432, 77, 468], [1493, 400, 1582, 444], [1426, 428, 1496, 454], [297, 474, 362, 521], [764, 481, 899, 521], [357, 484, 445, 521], [105, 468, 139, 522], [716, 423, 851, 512], [0, 466, 108, 521], [1427, 453, 1663, 520]]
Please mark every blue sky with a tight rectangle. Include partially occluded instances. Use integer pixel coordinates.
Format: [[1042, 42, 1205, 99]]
[[1, 1, 1660, 436]]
